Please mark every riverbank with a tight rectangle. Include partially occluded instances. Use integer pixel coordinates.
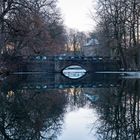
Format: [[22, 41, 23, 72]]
[[0, 66, 10, 79], [96, 71, 140, 79]]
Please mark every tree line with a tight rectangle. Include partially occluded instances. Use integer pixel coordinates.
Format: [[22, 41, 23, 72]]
[[93, 0, 140, 69], [92, 80, 140, 139], [0, 0, 66, 56]]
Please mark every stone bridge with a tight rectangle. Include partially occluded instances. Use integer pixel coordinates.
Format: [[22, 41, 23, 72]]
[[15, 56, 121, 73], [54, 56, 120, 72]]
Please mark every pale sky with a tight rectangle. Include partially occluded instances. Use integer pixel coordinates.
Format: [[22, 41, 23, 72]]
[[58, 0, 96, 32]]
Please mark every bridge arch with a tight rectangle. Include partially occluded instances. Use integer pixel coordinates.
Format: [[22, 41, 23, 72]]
[[55, 60, 95, 73], [60, 64, 88, 73], [16, 56, 121, 73]]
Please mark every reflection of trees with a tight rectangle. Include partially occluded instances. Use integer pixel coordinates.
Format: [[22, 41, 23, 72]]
[[65, 88, 88, 111], [0, 89, 67, 140], [92, 80, 140, 140]]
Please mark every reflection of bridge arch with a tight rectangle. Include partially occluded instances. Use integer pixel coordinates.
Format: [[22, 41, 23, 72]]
[[2, 73, 121, 92]]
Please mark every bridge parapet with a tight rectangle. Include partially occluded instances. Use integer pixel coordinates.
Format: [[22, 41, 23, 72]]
[[26, 55, 120, 62], [54, 57, 121, 73], [12, 56, 121, 73]]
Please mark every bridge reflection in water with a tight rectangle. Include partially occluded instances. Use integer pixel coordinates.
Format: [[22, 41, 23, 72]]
[[0, 73, 140, 140], [1, 73, 121, 91]]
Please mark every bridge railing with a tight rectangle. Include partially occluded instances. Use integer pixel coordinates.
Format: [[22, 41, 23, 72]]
[[24, 55, 120, 62]]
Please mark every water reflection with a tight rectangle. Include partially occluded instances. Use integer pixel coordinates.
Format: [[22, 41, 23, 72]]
[[0, 74, 139, 139], [62, 65, 86, 79], [0, 89, 67, 139], [58, 108, 97, 140], [91, 80, 140, 140]]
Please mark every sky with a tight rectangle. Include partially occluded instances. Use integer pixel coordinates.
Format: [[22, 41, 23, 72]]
[[58, 0, 96, 32]]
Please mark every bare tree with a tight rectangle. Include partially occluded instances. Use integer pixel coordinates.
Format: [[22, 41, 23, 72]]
[[92, 0, 140, 69], [65, 28, 87, 56], [0, 0, 66, 57]]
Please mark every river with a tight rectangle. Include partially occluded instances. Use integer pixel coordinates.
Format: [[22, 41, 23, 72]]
[[0, 73, 139, 140]]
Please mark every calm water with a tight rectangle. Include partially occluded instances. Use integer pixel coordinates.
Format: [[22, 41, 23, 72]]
[[0, 73, 140, 140]]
